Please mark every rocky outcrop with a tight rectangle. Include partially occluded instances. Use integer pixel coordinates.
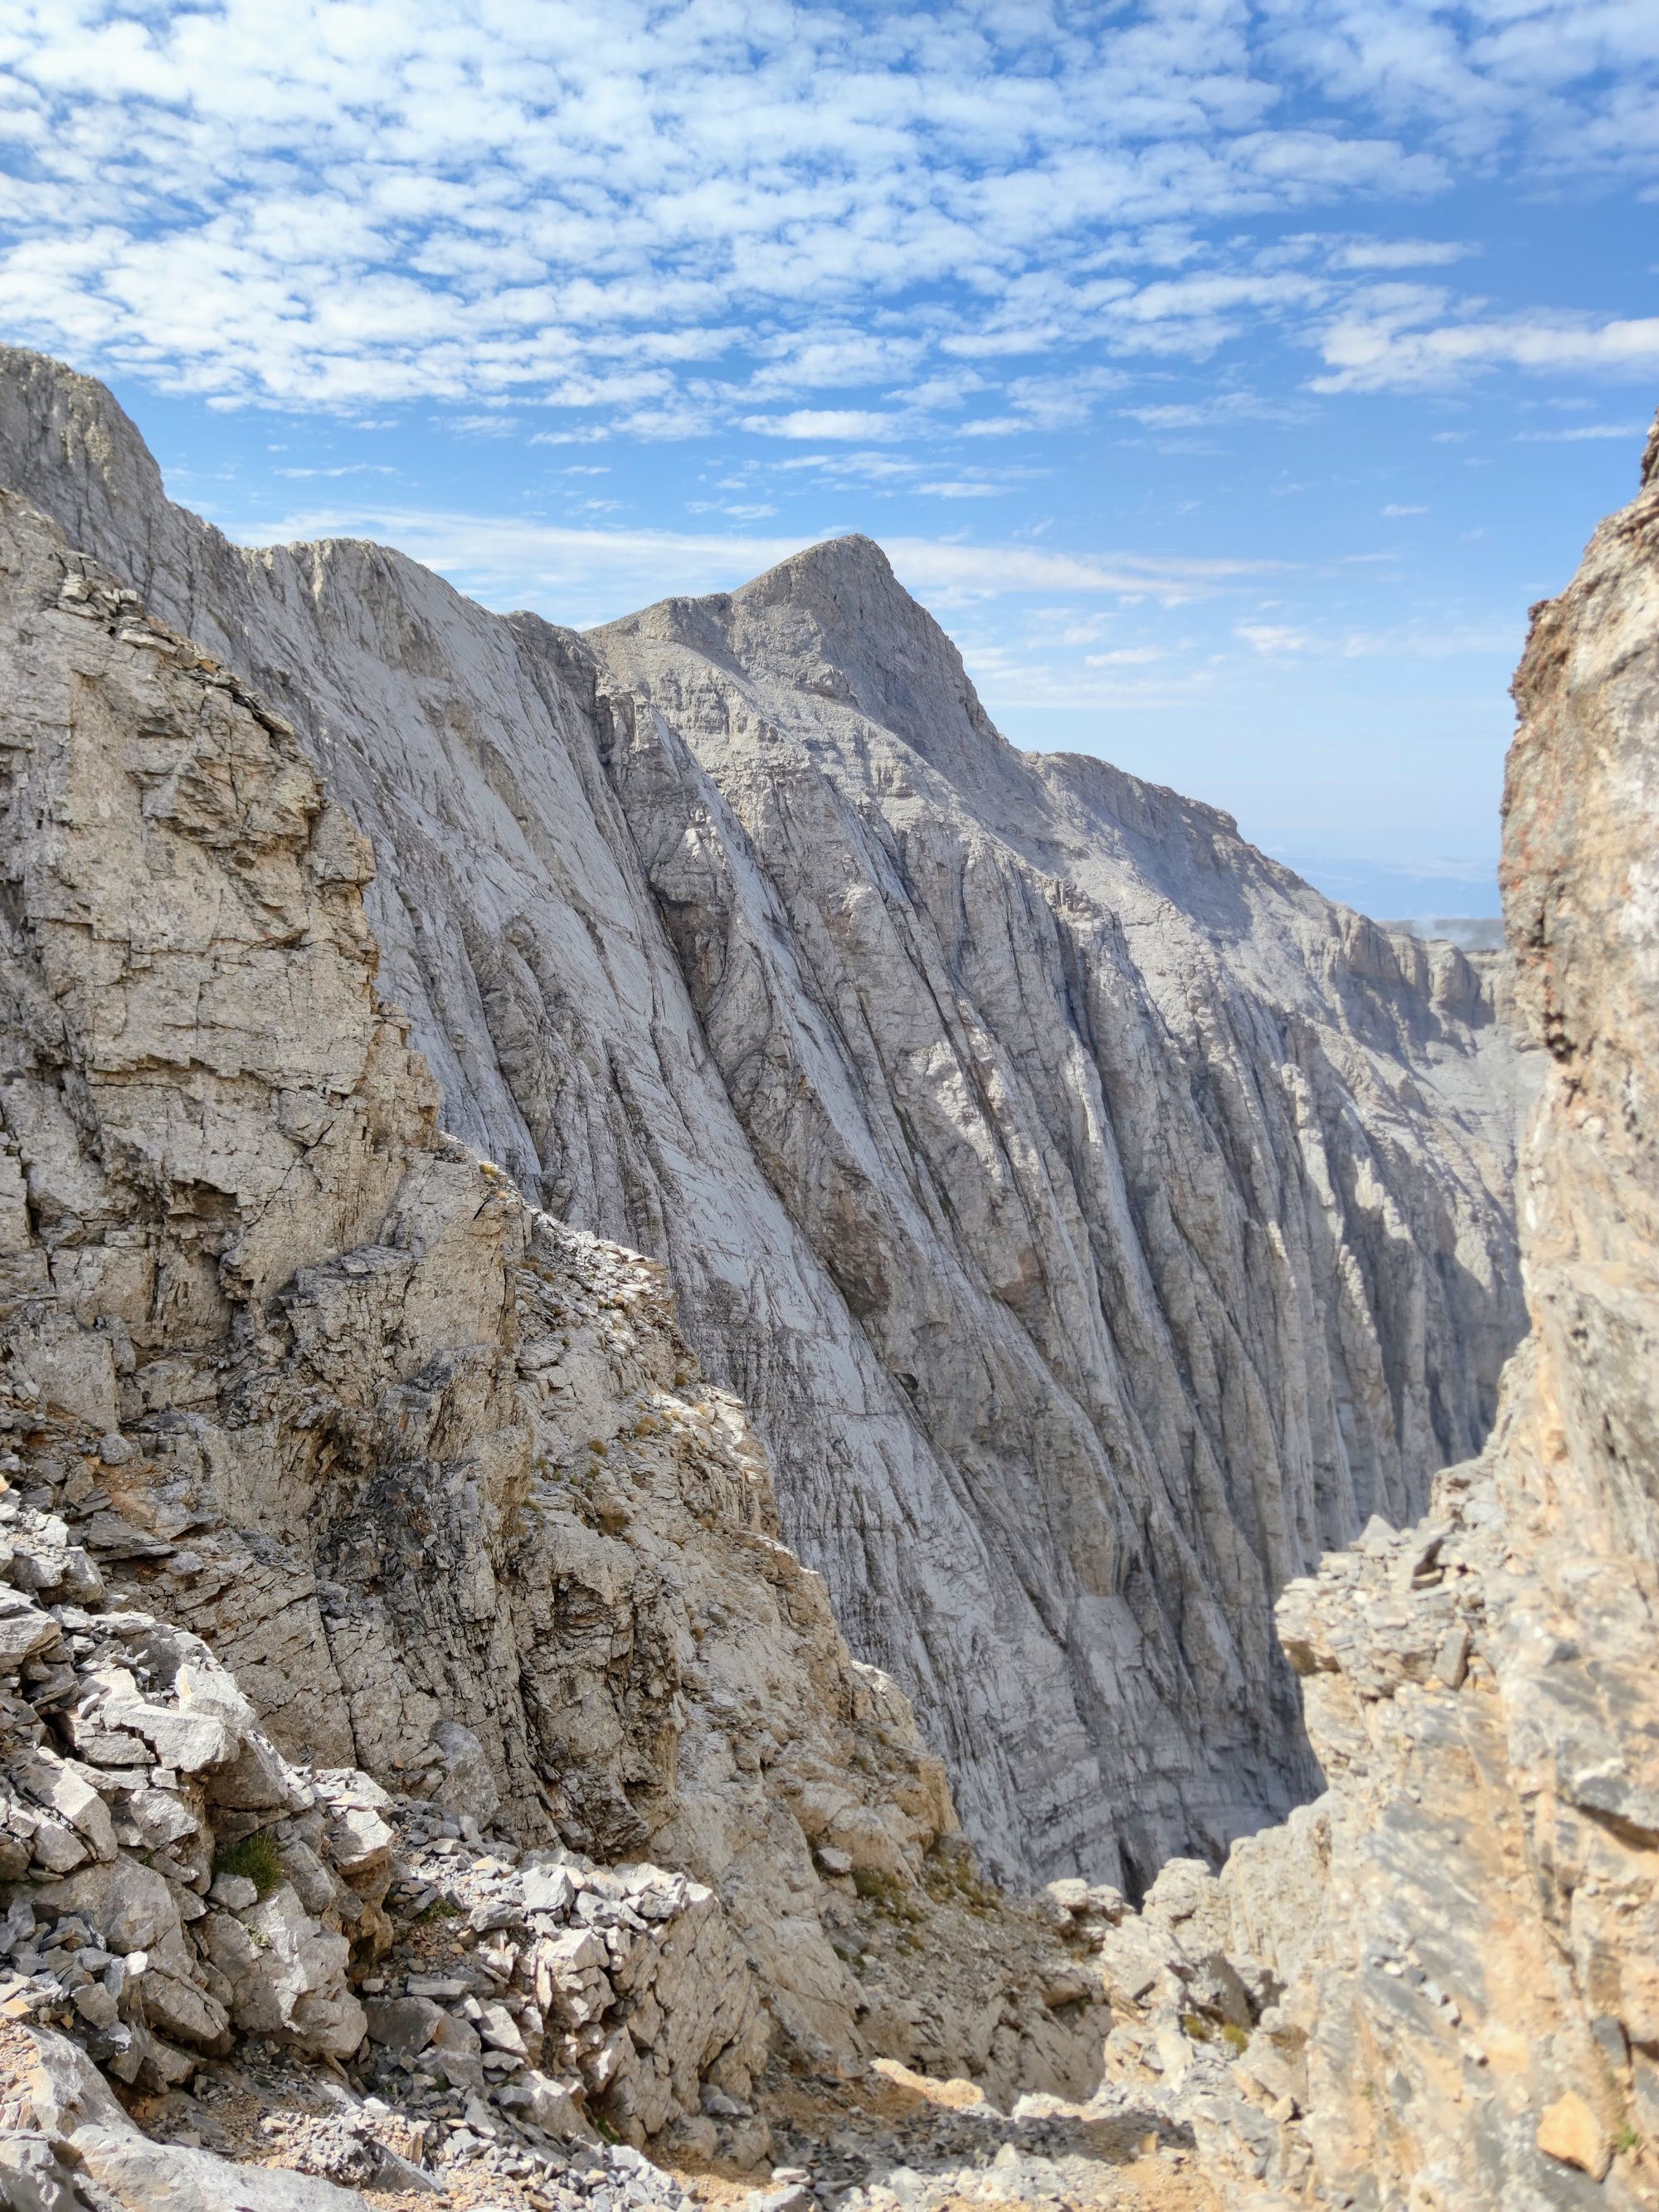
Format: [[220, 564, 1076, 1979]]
[[0, 347, 1529, 1888], [0, 490, 1119, 2162], [1073, 420, 1659, 2209]]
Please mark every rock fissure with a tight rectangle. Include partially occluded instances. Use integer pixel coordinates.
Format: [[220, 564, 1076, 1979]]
[[14, 346, 1659, 2212]]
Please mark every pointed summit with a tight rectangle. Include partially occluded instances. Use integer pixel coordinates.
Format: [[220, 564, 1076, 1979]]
[[597, 529, 1011, 788], [737, 529, 897, 594], [737, 532, 1010, 767]]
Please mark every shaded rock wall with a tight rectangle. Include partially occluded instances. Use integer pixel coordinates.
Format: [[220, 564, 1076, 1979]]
[[587, 551, 1530, 1887], [0, 495, 1114, 2121]]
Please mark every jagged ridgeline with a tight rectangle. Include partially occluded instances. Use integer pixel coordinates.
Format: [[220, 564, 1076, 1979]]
[[0, 346, 1528, 1888]]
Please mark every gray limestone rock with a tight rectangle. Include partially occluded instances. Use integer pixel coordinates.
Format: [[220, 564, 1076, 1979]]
[[0, 346, 1529, 1885], [71, 2128, 367, 2210], [1092, 411, 1659, 2212], [0, 482, 1111, 2129]]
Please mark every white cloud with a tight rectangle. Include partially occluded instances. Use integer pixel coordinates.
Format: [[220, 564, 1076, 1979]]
[[1332, 622, 1515, 659], [738, 410, 908, 441], [1238, 611, 1515, 660], [528, 426, 611, 446], [747, 329, 926, 398], [1119, 390, 1292, 428], [892, 369, 988, 410], [963, 639, 1219, 712], [1327, 237, 1472, 270], [770, 450, 922, 482], [0, 0, 1649, 426], [1237, 621, 1312, 655], [1313, 299, 1659, 392], [274, 462, 397, 478], [1516, 421, 1649, 442], [1381, 502, 1427, 514], [1260, 0, 1659, 173], [687, 499, 778, 518]]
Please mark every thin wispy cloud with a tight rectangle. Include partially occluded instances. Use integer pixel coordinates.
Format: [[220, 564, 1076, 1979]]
[[273, 462, 397, 478], [227, 504, 1277, 621], [1517, 421, 1648, 442], [1235, 616, 1514, 660], [740, 412, 908, 441], [1313, 298, 1659, 393], [1326, 238, 1474, 270]]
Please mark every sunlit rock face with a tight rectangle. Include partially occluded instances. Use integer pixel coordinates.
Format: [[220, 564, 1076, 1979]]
[[0, 347, 1528, 1885], [1080, 418, 1659, 2211], [0, 490, 1107, 2131]]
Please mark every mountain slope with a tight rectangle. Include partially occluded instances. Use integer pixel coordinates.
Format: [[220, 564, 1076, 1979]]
[[0, 348, 1528, 1883], [1058, 411, 1659, 2212], [586, 538, 1530, 1882], [0, 491, 1112, 2171]]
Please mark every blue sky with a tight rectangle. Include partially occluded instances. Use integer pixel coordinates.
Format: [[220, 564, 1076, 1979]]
[[2, 4, 1656, 916]]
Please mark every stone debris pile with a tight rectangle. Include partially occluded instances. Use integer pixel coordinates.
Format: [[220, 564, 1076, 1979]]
[[0, 1475, 381, 2093], [0, 2014, 719, 2212], [0, 1461, 782, 2150], [717, 2054, 1213, 2212], [361, 1815, 770, 2153], [0, 1470, 776, 2209], [0, 1445, 1178, 2209]]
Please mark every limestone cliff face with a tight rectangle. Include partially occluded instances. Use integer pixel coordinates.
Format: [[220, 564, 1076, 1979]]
[[587, 548, 1528, 1888], [0, 492, 1114, 2128], [0, 348, 1528, 1885], [1081, 420, 1659, 2210]]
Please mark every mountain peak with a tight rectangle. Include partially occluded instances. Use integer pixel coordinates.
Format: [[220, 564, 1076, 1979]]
[[741, 529, 896, 592], [593, 526, 1010, 782], [731, 529, 906, 627]]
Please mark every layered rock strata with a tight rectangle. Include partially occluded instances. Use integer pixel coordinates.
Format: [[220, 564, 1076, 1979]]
[[1070, 421, 1659, 2209], [0, 488, 1115, 2164], [0, 347, 1529, 1884], [585, 553, 1529, 1885]]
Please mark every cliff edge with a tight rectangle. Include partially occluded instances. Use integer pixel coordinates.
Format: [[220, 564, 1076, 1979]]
[[1062, 417, 1659, 2210]]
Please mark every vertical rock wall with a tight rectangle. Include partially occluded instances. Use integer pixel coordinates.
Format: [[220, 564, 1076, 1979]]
[[1082, 417, 1659, 2211], [0, 347, 1528, 1884], [0, 496, 1120, 2137]]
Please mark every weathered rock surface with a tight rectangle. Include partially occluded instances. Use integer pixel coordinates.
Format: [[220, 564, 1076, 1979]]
[[0, 347, 1528, 1886], [0, 480, 1206, 2211], [1079, 418, 1659, 2208], [586, 551, 1529, 1884], [0, 487, 1117, 2146]]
